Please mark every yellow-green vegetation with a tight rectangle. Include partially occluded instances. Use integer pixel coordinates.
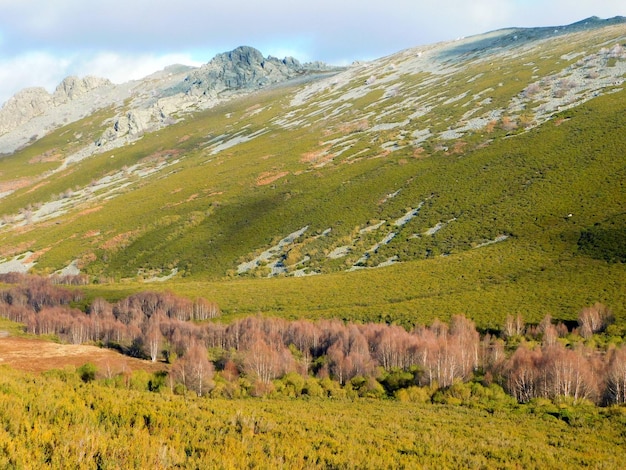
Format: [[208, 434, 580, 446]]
[[80, 249, 626, 330], [0, 22, 625, 469], [0, 366, 625, 468], [0, 317, 27, 337]]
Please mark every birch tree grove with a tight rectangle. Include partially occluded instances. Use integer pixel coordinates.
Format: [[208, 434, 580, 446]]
[[0, 274, 625, 404]]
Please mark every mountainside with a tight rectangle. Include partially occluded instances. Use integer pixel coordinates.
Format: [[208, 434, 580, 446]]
[[0, 17, 625, 326]]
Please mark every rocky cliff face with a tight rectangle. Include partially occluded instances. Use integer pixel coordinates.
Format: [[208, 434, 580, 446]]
[[96, 46, 336, 147], [0, 87, 52, 135]]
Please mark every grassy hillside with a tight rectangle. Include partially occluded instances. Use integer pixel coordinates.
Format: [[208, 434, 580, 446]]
[[0, 21, 625, 469]]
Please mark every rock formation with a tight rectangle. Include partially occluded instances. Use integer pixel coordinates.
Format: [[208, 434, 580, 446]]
[[0, 87, 52, 135], [0, 46, 336, 152], [0, 76, 112, 137], [174, 46, 327, 98], [52, 76, 112, 105]]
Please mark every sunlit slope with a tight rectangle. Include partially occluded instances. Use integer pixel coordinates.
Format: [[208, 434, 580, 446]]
[[0, 19, 624, 325]]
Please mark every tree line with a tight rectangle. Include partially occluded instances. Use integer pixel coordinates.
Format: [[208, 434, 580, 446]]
[[0, 273, 624, 405]]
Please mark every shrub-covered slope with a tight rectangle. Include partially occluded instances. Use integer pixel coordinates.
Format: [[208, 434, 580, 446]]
[[3, 365, 626, 469]]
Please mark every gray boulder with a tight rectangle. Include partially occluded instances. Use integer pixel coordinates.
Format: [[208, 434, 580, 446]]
[[96, 108, 156, 146]]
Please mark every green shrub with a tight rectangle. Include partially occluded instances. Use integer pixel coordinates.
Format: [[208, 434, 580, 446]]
[[395, 386, 432, 403], [77, 363, 97, 383]]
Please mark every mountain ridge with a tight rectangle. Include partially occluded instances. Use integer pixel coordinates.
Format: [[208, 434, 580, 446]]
[[0, 46, 337, 155]]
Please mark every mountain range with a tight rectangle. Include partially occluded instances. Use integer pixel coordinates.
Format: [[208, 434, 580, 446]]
[[0, 16, 624, 326]]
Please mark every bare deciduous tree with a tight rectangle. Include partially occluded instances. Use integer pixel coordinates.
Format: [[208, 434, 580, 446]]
[[171, 343, 214, 396], [578, 303, 613, 338]]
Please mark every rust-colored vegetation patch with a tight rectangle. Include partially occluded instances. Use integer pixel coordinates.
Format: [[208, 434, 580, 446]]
[[28, 149, 63, 164], [317, 154, 336, 166], [0, 335, 164, 375], [301, 146, 336, 167], [24, 249, 49, 264], [142, 148, 182, 163], [413, 147, 428, 158], [485, 119, 499, 133], [301, 146, 330, 164], [500, 116, 518, 131], [77, 205, 103, 216], [256, 171, 289, 186], [451, 140, 468, 155], [80, 252, 97, 265], [100, 230, 140, 251], [243, 103, 262, 118], [0, 178, 33, 193], [0, 242, 33, 258], [83, 230, 101, 238], [371, 150, 392, 160], [338, 119, 370, 134], [554, 117, 571, 126]]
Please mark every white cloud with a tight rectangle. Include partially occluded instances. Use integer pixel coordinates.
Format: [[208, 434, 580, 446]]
[[0, 52, 71, 103], [70, 52, 204, 84]]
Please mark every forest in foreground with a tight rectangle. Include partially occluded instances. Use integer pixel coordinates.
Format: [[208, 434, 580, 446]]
[[1, 276, 626, 467]]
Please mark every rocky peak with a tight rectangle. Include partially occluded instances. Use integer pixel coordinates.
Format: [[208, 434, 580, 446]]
[[0, 46, 337, 151], [176, 46, 319, 98], [221, 45, 266, 67], [53, 76, 112, 105], [96, 46, 335, 149]]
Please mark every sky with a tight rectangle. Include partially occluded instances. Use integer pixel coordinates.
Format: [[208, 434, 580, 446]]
[[0, 0, 624, 105]]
